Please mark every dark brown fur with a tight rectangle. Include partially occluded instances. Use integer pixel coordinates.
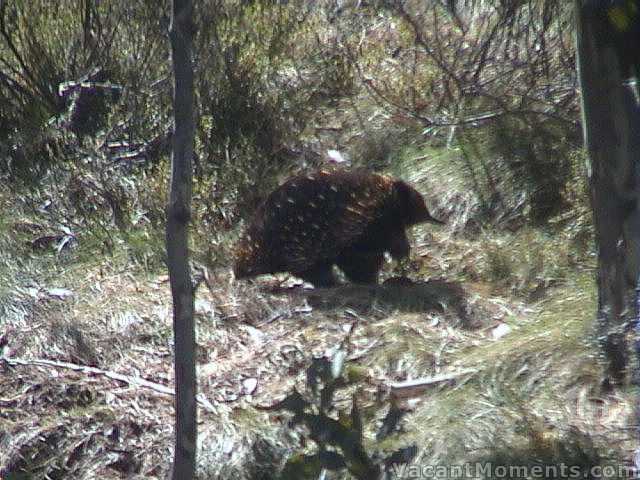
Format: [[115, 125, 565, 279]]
[[233, 168, 442, 286]]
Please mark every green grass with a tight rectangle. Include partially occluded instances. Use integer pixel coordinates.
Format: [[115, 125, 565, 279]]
[[392, 270, 629, 474], [395, 144, 469, 190]]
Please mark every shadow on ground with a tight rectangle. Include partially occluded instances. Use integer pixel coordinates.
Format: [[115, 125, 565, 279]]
[[268, 278, 484, 329]]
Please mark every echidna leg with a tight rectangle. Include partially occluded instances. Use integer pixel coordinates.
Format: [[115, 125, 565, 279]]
[[337, 251, 384, 284], [298, 261, 337, 287], [388, 228, 410, 260]]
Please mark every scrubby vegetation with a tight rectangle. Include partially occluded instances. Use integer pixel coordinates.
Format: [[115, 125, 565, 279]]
[[1, 1, 636, 479]]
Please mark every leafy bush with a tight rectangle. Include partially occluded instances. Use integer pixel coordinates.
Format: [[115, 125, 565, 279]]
[[274, 351, 417, 480], [329, 0, 581, 225], [194, 1, 320, 217]]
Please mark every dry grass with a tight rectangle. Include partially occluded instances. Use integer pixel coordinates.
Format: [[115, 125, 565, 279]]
[[0, 156, 635, 480]]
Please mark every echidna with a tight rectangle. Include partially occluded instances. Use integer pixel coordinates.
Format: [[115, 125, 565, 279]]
[[233, 168, 443, 286]]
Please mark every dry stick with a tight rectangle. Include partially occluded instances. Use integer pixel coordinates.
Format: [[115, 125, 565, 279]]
[[389, 368, 477, 399], [2, 356, 217, 413]]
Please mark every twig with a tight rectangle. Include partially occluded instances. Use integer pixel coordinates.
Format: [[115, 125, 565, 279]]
[[389, 368, 476, 399], [1, 355, 218, 413]]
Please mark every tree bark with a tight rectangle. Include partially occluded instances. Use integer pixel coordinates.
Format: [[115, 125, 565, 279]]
[[167, 0, 197, 478], [574, 0, 640, 385]]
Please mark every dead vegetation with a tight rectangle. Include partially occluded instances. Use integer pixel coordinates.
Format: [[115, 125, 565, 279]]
[[0, 1, 636, 479], [1, 169, 634, 478]]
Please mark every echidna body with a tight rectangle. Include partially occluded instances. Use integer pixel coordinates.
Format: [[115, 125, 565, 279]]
[[233, 168, 442, 286]]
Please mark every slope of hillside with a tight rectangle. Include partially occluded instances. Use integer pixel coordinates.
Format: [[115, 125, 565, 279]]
[[1, 149, 635, 479]]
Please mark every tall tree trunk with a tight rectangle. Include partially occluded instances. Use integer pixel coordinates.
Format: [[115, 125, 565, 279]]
[[167, 0, 197, 478], [574, 0, 640, 385]]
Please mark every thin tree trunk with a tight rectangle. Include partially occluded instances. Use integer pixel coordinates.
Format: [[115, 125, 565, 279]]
[[574, 0, 640, 385], [167, 0, 197, 478]]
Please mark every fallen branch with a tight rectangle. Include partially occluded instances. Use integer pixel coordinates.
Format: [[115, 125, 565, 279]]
[[389, 368, 476, 399], [1, 355, 217, 413]]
